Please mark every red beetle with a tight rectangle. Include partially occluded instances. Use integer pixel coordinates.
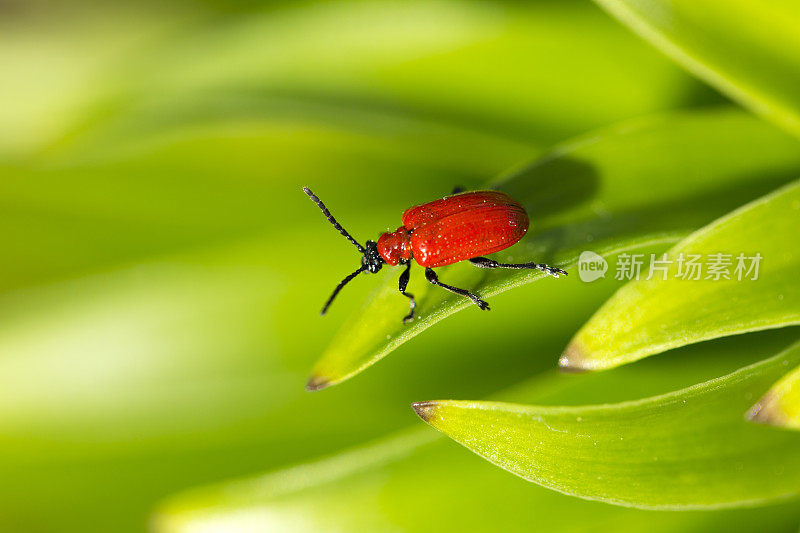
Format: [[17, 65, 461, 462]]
[[303, 186, 566, 322]]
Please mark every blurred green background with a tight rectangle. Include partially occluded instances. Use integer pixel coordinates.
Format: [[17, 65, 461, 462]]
[[3, 0, 798, 531]]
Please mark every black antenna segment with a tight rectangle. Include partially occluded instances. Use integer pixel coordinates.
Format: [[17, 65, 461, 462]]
[[303, 187, 365, 253], [321, 265, 367, 315]]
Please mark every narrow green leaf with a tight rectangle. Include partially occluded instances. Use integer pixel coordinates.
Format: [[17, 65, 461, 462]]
[[309, 110, 800, 389], [592, 0, 800, 138], [748, 363, 800, 429], [563, 180, 800, 372], [414, 340, 800, 509]]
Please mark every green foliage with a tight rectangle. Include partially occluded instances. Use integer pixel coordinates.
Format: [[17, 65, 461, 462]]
[[593, 0, 800, 137], [2, 0, 800, 531], [157, 330, 800, 529], [563, 180, 800, 371]]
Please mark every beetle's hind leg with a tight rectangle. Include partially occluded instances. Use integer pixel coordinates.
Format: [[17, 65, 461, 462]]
[[469, 257, 567, 278], [425, 267, 490, 311], [398, 261, 416, 323]]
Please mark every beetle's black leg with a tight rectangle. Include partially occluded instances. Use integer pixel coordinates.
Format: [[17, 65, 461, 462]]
[[398, 261, 416, 323], [469, 257, 567, 278], [451, 186, 466, 195], [425, 267, 490, 310]]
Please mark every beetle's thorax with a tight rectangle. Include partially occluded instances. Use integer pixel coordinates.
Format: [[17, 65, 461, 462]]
[[376, 226, 412, 266]]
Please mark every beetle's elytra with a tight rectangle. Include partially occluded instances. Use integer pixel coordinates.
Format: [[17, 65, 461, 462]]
[[303, 186, 567, 323]]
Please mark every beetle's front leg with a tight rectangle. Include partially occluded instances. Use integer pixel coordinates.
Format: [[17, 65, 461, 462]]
[[469, 256, 567, 278], [398, 261, 416, 323], [425, 267, 490, 310]]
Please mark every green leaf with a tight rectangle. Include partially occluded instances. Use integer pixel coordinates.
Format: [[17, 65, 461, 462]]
[[563, 180, 800, 372], [592, 0, 800, 138], [414, 340, 800, 509], [748, 363, 800, 429], [308, 110, 800, 389]]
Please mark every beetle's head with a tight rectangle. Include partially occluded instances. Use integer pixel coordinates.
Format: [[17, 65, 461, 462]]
[[361, 240, 384, 274]]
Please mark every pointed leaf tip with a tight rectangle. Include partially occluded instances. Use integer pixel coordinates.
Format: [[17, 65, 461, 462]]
[[305, 375, 331, 392], [745, 363, 800, 430], [746, 391, 791, 428], [412, 401, 440, 423], [558, 342, 593, 373]]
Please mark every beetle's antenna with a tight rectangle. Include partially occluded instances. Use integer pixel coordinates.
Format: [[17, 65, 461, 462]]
[[303, 187, 366, 254], [321, 265, 367, 315]]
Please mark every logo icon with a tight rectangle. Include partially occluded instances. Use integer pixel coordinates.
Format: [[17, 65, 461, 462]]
[[578, 251, 607, 282]]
